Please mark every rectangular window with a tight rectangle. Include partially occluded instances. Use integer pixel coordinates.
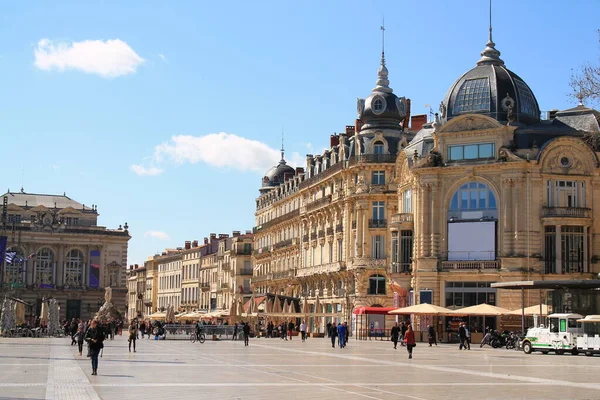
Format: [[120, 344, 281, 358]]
[[329, 242, 333, 263], [402, 190, 412, 213], [400, 230, 413, 273], [391, 232, 399, 273], [371, 235, 385, 259], [337, 240, 343, 262], [544, 226, 556, 274], [372, 201, 385, 220], [372, 170, 385, 185], [448, 143, 495, 162], [561, 226, 585, 273]]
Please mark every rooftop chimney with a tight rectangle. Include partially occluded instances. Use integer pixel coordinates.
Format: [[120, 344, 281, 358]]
[[210, 233, 217, 240], [192, 240, 199, 248], [354, 119, 363, 134], [218, 233, 229, 239], [330, 134, 339, 147], [185, 241, 191, 250], [411, 114, 427, 131], [232, 231, 240, 237], [295, 167, 304, 176], [346, 125, 355, 137], [204, 237, 209, 245]]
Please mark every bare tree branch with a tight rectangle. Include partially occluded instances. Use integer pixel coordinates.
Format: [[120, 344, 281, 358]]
[[570, 29, 600, 106]]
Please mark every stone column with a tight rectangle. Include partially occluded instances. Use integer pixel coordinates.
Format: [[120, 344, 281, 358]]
[[512, 178, 523, 254], [556, 225, 562, 274], [356, 204, 364, 257], [56, 245, 64, 287], [502, 178, 514, 255], [420, 184, 431, 258], [430, 181, 440, 258], [584, 226, 589, 273], [26, 245, 34, 286], [361, 204, 367, 257]]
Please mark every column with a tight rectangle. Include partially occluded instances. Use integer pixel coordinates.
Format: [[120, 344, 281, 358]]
[[26, 246, 33, 286], [556, 225, 562, 274], [512, 179, 522, 254], [430, 182, 440, 257], [502, 178, 514, 255], [421, 184, 431, 257], [584, 226, 589, 273], [361, 205, 367, 257], [56, 245, 64, 287], [356, 204, 364, 258]]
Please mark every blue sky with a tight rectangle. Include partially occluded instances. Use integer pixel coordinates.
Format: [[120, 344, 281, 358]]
[[1, 0, 598, 265]]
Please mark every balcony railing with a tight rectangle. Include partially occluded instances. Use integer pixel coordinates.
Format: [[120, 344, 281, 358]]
[[299, 161, 344, 189], [348, 257, 387, 270], [390, 213, 414, 224], [253, 209, 300, 232], [348, 154, 396, 165], [236, 248, 252, 255], [239, 269, 253, 276], [272, 269, 297, 280], [253, 247, 271, 256], [542, 207, 591, 218], [326, 227, 334, 236], [368, 219, 387, 228], [296, 262, 346, 277], [306, 195, 332, 212], [221, 262, 231, 271], [302, 234, 309, 242], [200, 282, 210, 290], [220, 282, 229, 289], [274, 238, 296, 250], [310, 233, 317, 240], [440, 260, 500, 270], [318, 230, 325, 237], [335, 224, 343, 233]]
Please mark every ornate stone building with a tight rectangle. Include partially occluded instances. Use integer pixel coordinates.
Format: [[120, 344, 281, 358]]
[[126, 264, 146, 319], [397, 29, 600, 323], [1, 190, 130, 321], [253, 50, 415, 330], [253, 26, 600, 332]]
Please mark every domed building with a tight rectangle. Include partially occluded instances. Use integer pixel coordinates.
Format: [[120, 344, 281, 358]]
[[397, 24, 600, 333], [259, 148, 296, 195]]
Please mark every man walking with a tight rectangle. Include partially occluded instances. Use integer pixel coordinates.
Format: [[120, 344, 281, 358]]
[[464, 324, 471, 350], [329, 323, 337, 348], [391, 322, 400, 349], [337, 323, 346, 348], [299, 320, 307, 342], [428, 324, 438, 346], [233, 322, 238, 340], [242, 322, 250, 346], [458, 323, 468, 350]]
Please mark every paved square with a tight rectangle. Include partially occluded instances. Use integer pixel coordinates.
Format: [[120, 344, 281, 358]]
[[0, 335, 599, 399]]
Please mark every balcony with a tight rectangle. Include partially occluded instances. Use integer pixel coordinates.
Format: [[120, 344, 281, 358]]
[[272, 269, 296, 280], [296, 261, 346, 277], [221, 262, 231, 271], [390, 213, 414, 224], [220, 282, 229, 289], [299, 161, 344, 189], [310, 233, 317, 240], [254, 209, 301, 232], [274, 238, 296, 250], [368, 219, 387, 229], [253, 247, 271, 256], [348, 257, 387, 270], [236, 248, 252, 255], [326, 227, 334, 236], [348, 154, 396, 165], [306, 195, 332, 212], [252, 274, 272, 283], [302, 234, 309, 242], [239, 268, 253, 276], [440, 260, 500, 270], [335, 224, 343, 233], [542, 207, 591, 219], [200, 282, 210, 291]]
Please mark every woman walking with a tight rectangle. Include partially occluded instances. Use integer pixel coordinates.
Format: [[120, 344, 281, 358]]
[[390, 323, 400, 349], [84, 320, 105, 375], [75, 321, 85, 356], [128, 320, 138, 352], [404, 324, 416, 359]]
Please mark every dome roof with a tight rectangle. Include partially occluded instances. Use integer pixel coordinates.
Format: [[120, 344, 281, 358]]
[[440, 30, 540, 125], [261, 159, 294, 190], [357, 53, 407, 131]]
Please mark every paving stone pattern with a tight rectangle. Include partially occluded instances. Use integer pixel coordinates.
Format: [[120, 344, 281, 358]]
[[0, 335, 599, 399]]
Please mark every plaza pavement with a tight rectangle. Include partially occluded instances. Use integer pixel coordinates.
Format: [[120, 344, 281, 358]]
[[0, 334, 599, 400]]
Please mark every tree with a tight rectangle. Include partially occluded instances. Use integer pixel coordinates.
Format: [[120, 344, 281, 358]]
[[570, 30, 600, 106]]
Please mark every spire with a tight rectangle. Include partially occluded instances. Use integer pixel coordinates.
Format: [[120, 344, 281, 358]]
[[477, 0, 504, 66], [279, 127, 286, 164], [373, 20, 393, 93]]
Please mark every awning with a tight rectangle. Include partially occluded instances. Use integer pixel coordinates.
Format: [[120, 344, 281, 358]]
[[506, 304, 550, 316], [451, 303, 510, 316], [389, 303, 455, 315], [243, 296, 266, 313], [353, 306, 397, 315], [148, 312, 166, 320]]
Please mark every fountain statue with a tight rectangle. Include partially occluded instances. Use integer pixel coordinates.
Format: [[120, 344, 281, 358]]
[[95, 286, 121, 321]]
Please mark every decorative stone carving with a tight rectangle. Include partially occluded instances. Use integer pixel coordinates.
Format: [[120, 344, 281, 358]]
[[438, 114, 503, 133]]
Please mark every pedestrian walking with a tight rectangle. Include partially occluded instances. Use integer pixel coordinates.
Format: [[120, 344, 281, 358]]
[[300, 320, 307, 342], [242, 322, 250, 346], [428, 324, 438, 346], [390, 322, 400, 349], [288, 321, 295, 340], [329, 323, 338, 348], [458, 323, 468, 350], [139, 320, 146, 339], [404, 324, 416, 359], [84, 320, 105, 375], [128, 319, 138, 352], [464, 324, 471, 350], [326, 321, 332, 338], [233, 322, 239, 340], [337, 323, 346, 348], [75, 322, 85, 356], [400, 321, 408, 347]]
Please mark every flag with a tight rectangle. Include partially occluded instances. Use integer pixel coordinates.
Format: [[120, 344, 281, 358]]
[[5, 251, 16, 264]]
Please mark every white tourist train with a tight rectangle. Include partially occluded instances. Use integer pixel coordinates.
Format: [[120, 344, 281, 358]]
[[576, 315, 600, 356], [522, 313, 583, 355]]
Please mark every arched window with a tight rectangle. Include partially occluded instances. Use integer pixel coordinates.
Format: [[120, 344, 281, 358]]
[[65, 249, 84, 287], [373, 141, 384, 155], [368, 274, 386, 295], [448, 181, 498, 220], [35, 248, 54, 286]]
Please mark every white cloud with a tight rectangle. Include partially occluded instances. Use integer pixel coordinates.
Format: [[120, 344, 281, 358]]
[[144, 230, 169, 240], [131, 165, 163, 176], [153, 133, 284, 172], [158, 53, 168, 63], [34, 38, 145, 78]]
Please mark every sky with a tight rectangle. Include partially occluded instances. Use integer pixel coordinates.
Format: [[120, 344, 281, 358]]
[[1, 0, 599, 266]]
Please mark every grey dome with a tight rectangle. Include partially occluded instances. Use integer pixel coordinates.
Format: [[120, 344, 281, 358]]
[[261, 159, 294, 189], [441, 31, 540, 125]]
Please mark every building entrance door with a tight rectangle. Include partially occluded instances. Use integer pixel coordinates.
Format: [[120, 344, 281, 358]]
[[66, 300, 81, 320]]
